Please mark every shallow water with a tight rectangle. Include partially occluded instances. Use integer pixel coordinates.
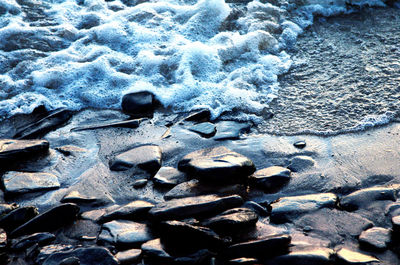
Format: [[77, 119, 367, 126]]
[[0, 0, 397, 134]]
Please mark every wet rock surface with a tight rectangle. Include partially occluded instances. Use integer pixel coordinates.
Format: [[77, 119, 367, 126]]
[[0, 139, 49, 162], [2, 172, 60, 195], [249, 166, 291, 192], [359, 227, 392, 251]]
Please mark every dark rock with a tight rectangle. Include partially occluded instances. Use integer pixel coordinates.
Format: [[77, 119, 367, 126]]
[[335, 248, 379, 264], [340, 186, 398, 211], [188, 122, 216, 138], [98, 200, 154, 223], [121, 91, 156, 116], [228, 257, 259, 264], [36, 244, 75, 263], [59, 257, 80, 265], [243, 201, 269, 217], [222, 234, 291, 259], [178, 146, 255, 184], [288, 156, 315, 172], [267, 247, 333, 265], [133, 179, 148, 188], [11, 232, 55, 250], [149, 194, 243, 221], [202, 208, 258, 233], [385, 202, 400, 218], [359, 227, 391, 251], [0, 206, 39, 232], [293, 141, 306, 149], [0, 203, 18, 216], [109, 144, 162, 174], [160, 220, 228, 252], [0, 139, 49, 162], [392, 215, 400, 232], [270, 193, 337, 223], [153, 167, 188, 188], [61, 190, 98, 204], [70, 118, 142, 132], [213, 121, 251, 140], [55, 145, 87, 156], [10, 203, 80, 238], [0, 228, 6, 248], [249, 166, 291, 192], [141, 238, 174, 263], [164, 179, 247, 200], [184, 109, 211, 122], [99, 220, 155, 247], [115, 249, 141, 264], [39, 246, 119, 265], [2, 172, 60, 195], [174, 249, 215, 264], [13, 108, 72, 139]]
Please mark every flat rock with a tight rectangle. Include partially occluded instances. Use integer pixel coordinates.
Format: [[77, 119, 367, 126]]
[[188, 122, 216, 138], [243, 201, 269, 217], [0, 139, 49, 161], [213, 121, 251, 140], [288, 156, 315, 172], [109, 144, 162, 174], [0, 203, 18, 216], [121, 91, 155, 116], [228, 258, 259, 264], [202, 208, 258, 233], [222, 234, 291, 259], [2, 171, 60, 195], [178, 146, 256, 183], [164, 179, 247, 200], [392, 215, 400, 232], [149, 194, 243, 221], [99, 220, 154, 247], [160, 220, 228, 251], [340, 186, 398, 211], [10, 203, 80, 238], [98, 200, 154, 223], [11, 232, 55, 250], [153, 167, 188, 188], [115, 249, 142, 265], [267, 247, 333, 265], [335, 248, 379, 264], [132, 178, 148, 188], [293, 141, 306, 149], [141, 238, 174, 263], [61, 190, 98, 204], [359, 227, 391, 250], [55, 145, 88, 156], [249, 166, 291, 192], [270, 193, 337, 223], [40, 246, 119, 265], [174, 249, 215, 264], [0, 206, 38, 232]]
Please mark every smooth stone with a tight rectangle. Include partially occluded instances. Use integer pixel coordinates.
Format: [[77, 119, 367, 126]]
[[149, 194, 243, 221], [293, 141, 306, 149], [243, 201, 269, 217], [222, 234, 291, 259], [160, 220, 228, 251], [61, 190, 97, 204], [202, 208, 258, 233], [213, 121, 251, 140], [115, 249, 142, 265], [385, 202, 400, 218], [188, 122, 216, 138], [359, 227, 391, 250], [98, 200, 154, 223], [121, 91, 155, 116], [2, 172, 60, 195], [100, 220, 154, 247], [55, 145, 88, 156], [249, 166, 291, 192], [59, 257, 80, 265], [184, 109, 211, 122], [13, 108, 72, 139], [178, 146, 256, 183], [10, 203, 80, 238], [340, 186, 398, 211], [0, 228, 6, 248], [40, 247, 119, 265], [0, 206, 39, 232], [335, 248, 379, 264], [141, 238, 173, 263], [392, 215, 400, 232], [109, 144, 162, 174], [153, 167, 188, 188], [268, 247, 333, 265], [0, 203, 18, 216], [164, 179, 247, 200], [270, 193, 337, 223], [11, 232, 55, 250], [70, 118, 142, 132], [133, 179, 148, 188], [288, 156, 315, 172], [228, 257, 259, 264], [174, 249, 215, 265], [0, 139, 49, 161]]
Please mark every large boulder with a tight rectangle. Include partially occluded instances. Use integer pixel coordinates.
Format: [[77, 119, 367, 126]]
[[178, 146, 256, 183]]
